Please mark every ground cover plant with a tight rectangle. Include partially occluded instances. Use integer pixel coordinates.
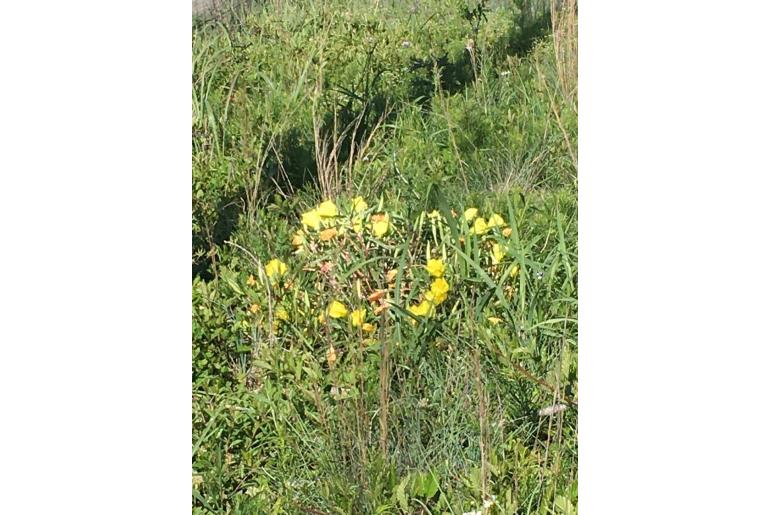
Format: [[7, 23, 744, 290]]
[[193, 0, 577, 513]]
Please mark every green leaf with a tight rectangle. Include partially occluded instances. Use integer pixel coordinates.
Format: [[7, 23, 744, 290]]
[[422, 471, 439, 498], [225, 276, 243, 296], [396, 476, 409, 511]]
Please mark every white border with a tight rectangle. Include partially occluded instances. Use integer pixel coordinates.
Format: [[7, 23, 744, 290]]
[[580, 1, 770, 513], [2, 0, 770, 512], [1, 1, 190, 512]]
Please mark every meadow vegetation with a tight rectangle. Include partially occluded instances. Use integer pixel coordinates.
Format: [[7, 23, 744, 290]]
[[192, 0, 577, 512]]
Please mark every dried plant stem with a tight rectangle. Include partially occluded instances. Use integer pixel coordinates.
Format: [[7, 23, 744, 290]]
[[378, 320, 390, 456], [474, 347, 489, 513]]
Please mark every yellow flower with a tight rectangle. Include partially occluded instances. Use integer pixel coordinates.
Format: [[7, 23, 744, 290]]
[[426, 258, 445, 278], [275, 307, 289, 322], [488, 213, 506, 228], [351, 196, 368, 213], [301, 209, 321, 231], [488, 316, 503, 325], [350, 308, 366, 327], [326, 344, 337, 367], [491, 243, 505, 265], [362, 322, 376, 333], [327, 300, 348, 319], [464, 207, 478, 221], [428, 277, 449, 305], [502, 227, 513, 238], [317, 200, 338, 218], [371, 213, 390, 237], [425, 289, 446, 305], [471, 217, 489, 235], [510, 264, 520, 278], [427, 210, 441, 220], [246, 275, 257, 286], [265, 258, 287, 281], [408, 300, 434, 317], [386, 269, 398, 284], [249, 303, 260, 314], [351, 216, 363, 234], [291, 229, 306, 247], [319, 227, 338, 241], [431, 277, 449, 295]]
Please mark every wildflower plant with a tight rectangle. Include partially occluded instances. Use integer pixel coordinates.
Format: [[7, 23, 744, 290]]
[[195, 190, 577, 514]]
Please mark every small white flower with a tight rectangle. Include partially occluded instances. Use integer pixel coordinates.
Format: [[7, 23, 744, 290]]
[[500, 70, 511, 77], [402, 40, 412, 48]]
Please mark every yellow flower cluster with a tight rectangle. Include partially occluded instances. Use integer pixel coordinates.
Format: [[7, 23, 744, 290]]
[[464, 208, 508, 236], [409, 257, 450, 318], [241, 199, 519, 365], [293, 197, 391, 255], [325, 301, 377, 333], [462, 208, 519, 272], [265, 258, 287, 281]]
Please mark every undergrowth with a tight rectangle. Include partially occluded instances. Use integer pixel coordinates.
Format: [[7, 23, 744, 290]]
[[193, 0, 577, 513]]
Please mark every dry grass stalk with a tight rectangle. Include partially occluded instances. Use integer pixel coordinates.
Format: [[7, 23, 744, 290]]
[[312, 59, 389, 199], [551, 0, 577, 108]]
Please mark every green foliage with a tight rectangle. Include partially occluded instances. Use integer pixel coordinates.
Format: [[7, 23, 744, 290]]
[[193, 0, 577, 512], [193, 191, 576, 512]]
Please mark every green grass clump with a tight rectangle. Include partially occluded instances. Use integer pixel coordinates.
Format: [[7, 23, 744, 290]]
[[193, 0, 577, 512]]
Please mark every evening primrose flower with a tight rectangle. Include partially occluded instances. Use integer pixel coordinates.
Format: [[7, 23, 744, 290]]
[[464, 207, 479, 221], [502, 227, 513, 238], [487, 213, 506, 228], [327, 300, 349, 319], [351, 196, 368, 213], [351, 216, 363, 234], [301, 209, 321, 230], [471, 217, 489, 235], [350, 308, 366, 327], [426, 258, 445, 278], [265, 258, 287, 280], [425, 289, 446, 305], [362, 322, 376, 333], [317, 200, 338, 218], [427, 277, 449, 305], [371, 213, 390, 237], [431, 277, 449, 295], [408, 300, 434, 317], [491, 243, 505, 265]]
